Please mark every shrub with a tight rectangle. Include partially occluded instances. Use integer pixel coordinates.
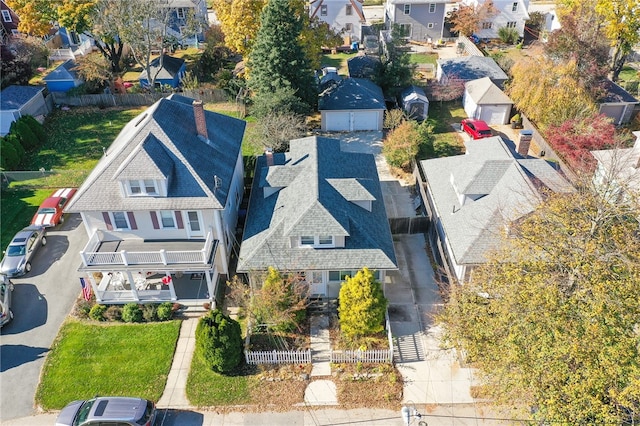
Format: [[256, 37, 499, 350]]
[[5, 133, 25, 159], [156, 302, 174, 321], [384, 109, 407, 130], [339, 268, 388, 341], [195, 309, 243, 373], [104, 305, 122, 321], [89, 304, 107, 321], [383, 120, 421, 170], [142, 304, 158, 322], [73, 299, 93, 319], [121, 303, 143, 323], [21, 115, 46, 144], [250, 86, 311, 119], [12, 119, 38, 150], [0, 137, 19, 170], [497, 27, 519, 45]]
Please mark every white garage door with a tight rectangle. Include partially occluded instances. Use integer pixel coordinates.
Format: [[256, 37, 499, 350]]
[[324, 112, 350, 131], [352, 111, 379, 131], [479, 105, 508, 125], [324, 111, 380, 131]]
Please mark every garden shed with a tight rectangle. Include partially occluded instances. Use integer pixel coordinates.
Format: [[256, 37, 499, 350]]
[[463, 77, 513, 125], [138, 55, 186, 89], [0, 85, 47, 136], [43, 59, 83, 93], [598, 79, 639, 125], [401, 86, 429, 121], [319, 78, 385, 131]]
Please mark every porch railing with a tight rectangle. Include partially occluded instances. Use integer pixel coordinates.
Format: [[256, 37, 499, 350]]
[[80, 230, 214, 267]]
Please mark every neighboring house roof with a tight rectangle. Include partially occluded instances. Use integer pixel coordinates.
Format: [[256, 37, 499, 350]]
[[66, 94, 246, 213], [43, 59, 81, 82], [319, 78, 386, 111], [420, 136, 572, 265], [0, 85, 45, 111], [591, 131, 640, 197], [438, 56, 508, 82], [139, 55, 186, 81], [237, 136, 397, 272], [464, 77, 513, 104], [309, 0, 366, 22], [347, 55, 381, 79], [599, 79, 639, 104], [401, 85, 429, 104], [319, 71, 342, 91]]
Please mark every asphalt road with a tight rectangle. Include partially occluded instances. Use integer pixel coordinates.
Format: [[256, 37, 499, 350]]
[[0, 214, 88, 422]]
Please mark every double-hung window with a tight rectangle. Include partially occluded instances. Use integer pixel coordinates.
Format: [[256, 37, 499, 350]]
[[429, 3, 436, 13], [321, 5, 327, 16], [2, 10, 12, 22], [300, 235, 334, 247], [506, 21, 517, 28], [403, 4, 411, 15], [346, 5, 352, 15], [112, 212, 130, 230], [176, 8, 186, 19], [159, 211, 176, 228], [127, 179, 158, 196], [512, 2, 518, 12]]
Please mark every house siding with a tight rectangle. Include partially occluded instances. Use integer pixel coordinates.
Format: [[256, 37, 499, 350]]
[[385, 2, 446, 42], [466, 0, 530, 38], [313, 0, 364, 43]]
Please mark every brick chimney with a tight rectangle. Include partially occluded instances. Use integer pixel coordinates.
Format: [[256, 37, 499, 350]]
[[515, 129, 533, 157], [192, 100, 208, 141], [265, 148, 274, 166]]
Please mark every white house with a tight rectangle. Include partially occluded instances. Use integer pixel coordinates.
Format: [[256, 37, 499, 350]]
[[463, 0, 530, 39], [591, 131, 640, 204], [65, 95, 246, 306], [309, 0, 366, 44]]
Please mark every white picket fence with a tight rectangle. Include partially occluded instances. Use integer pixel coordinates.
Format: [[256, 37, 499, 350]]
[[331, 349, 393, 363], [245, 349, 312, 365]]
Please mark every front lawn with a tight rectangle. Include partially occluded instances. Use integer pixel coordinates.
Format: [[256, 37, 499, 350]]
[[36, 319, 181, 410]]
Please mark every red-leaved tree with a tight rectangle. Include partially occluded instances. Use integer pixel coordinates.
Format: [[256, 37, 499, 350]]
[[544, 113, 618, 172]]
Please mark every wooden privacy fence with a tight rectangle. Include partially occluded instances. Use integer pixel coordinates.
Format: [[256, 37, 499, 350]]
[[245, 349, 312, 365], [51, 89, 230, 108]]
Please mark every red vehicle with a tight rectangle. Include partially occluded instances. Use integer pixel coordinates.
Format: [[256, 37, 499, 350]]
[[31, 188, 77, 227], [461, 119, 492, 139]]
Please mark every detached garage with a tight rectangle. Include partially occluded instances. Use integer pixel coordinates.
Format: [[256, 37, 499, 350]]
[[319, 78, 386, 131], [0, 85, 47, 136], [463, 77, 513, 125]]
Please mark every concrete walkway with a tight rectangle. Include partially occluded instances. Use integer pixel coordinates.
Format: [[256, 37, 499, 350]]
[[309, 315, 331, 377], [157, 314, 199, 408]]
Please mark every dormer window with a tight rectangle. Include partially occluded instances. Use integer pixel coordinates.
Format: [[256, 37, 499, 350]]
[[299, 235, 335, 247], [127, 179, 158, 196]]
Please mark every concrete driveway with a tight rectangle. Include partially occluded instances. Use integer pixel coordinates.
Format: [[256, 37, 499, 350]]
[[0, 214, 88, 422]]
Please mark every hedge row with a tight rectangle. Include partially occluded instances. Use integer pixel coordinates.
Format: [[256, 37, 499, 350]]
[[83, 302, 176, 323], [0, 115, 46, 170]]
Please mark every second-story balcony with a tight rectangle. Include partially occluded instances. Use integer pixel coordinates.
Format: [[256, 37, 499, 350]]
[[79, 229, 217, 270]]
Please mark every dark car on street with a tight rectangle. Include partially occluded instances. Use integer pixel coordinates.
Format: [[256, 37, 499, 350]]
[[0, 274, 14, 327], [55, 396, 156, 426]]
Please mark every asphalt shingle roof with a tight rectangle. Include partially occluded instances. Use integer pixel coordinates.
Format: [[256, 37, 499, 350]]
[[420, 136, 572, 265], [237, 136, 397, 272], [464, 77, 513, 105], [438, 56, 508, 83], [347, 55, 381, 79], [139, 55, 186, 80], [0, 85, 45, 111], [66, 94, 245, 212], [43, 59, 79, 82], [318, 78, 386, 111]]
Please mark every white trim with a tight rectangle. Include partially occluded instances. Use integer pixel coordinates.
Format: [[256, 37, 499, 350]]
[[299, 235, 335, 248], [111, 211, 130, 230], [1, 10, 11, 22], [159, 210, 176, 229]]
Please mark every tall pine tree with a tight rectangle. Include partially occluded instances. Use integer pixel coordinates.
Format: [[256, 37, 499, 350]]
[[247, 0, 316, 112]]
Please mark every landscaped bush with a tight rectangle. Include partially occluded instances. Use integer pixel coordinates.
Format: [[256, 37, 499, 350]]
[[89, 304, 107, 321], [21, 115, 46, 143], [142, 304, 158, 322], [195, 309, 243, 373], [497, 27, 519, 44], [156, 302, 174, 321], [122, 303, 143, 323], [0, 137, 20, 170], [338, 268, 388, 342], [104, 305, 122, 321], [12, 119, 38, 150], [72, 299, 93, 319]]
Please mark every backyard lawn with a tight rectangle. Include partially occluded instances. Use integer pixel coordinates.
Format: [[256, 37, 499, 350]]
[[35, 319, 181, 410], [320, 52, 358, 75], [418, 101, 466, 160]]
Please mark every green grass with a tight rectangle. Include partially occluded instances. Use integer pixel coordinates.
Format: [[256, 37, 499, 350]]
[[417, 101, 466, 160], [36, 319, 181, 410], [618, 66, 639, 82], [409, 53, 438, 65], [186, 351, 254, 406], [320, 52, 358, 75]]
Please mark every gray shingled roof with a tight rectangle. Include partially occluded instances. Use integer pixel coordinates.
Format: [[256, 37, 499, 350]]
[[0, 85, 45, 111], [66, 94, 246, 213], [139, 55, 186, 80], [347, 56, 381, 79], [318, 78, 386, 111], [464, 77, 513, 105], [438, 57, 508, 83], [43, 59, 80, 82], [420, 136, 573, 265], [237, 136, 397, 272], [599, 78, 639, 104]]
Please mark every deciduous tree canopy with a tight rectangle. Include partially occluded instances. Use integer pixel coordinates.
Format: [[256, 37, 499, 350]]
[[439, 187, 640, 424], [447, 0, 498, 37], [212, 0, 265, 55]]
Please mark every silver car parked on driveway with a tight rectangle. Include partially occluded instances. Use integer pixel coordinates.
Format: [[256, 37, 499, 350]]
[[0, 225, 47, 277]]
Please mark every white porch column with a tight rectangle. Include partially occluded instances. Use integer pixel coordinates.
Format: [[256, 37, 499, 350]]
[[87, 273, 102, 303], [125, 271, 139, 301], [213, 211, 228, 274], [205, 267, 218, 308], [168, 273, 177, 301]]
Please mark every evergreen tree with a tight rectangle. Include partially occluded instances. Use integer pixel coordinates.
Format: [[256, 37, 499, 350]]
[[247, 0, 316, 111], [338, 268, 388, 340], [195, 309, 243, 373]]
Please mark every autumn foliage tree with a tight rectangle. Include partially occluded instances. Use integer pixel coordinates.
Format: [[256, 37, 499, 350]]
[[438, 187, 640, 424], [448, 0, 498, 37], [544, 113, 622, 172], [338, 268, 387, 342], [382, 120, 422, 170], [506, 54, 597, 130], [212, 0, 266, 55]]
